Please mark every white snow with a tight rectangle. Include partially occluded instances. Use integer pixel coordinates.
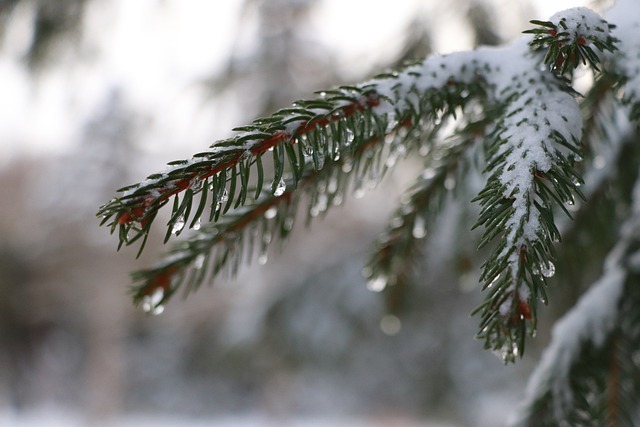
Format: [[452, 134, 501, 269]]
[[362, 29, 587, 289], [549, 7, 610, 44], [605, 0, 640, 108]]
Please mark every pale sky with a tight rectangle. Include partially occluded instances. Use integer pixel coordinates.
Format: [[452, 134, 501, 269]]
[[0, 0, 592, 168]]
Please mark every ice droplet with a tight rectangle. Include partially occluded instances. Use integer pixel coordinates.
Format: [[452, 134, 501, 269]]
[[444, 175, 456, 190], [367, 276, 388, 292], [194, 254, 205, 269], [264, 206, 278, 219], [380, 314, 402, 336], [494, 342, 519, 363], [283, 216, 295, 231], [539, 261, 556, 278], [193, 218, 202, 231], [142, 287, 165, 315], [171, 216, 185, 234], [345, 129, 354, 145], [219, 189, 229, 203], [258, 252, 268, 265], [412, 216, 427, 239], [273, 178, 286, 196]]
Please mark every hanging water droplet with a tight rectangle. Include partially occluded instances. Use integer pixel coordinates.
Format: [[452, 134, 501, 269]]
[[142, 287, 165, 315], [262, 231, 272, 245], [367, 276, 388, 292], [494, 341, 518, 363], [412, 216, 427, 239], [264, 206, 278, 219], [380, 314, 402, 336], [327, 177, 338, 194], [315, 194, 328, 213], [345, 129, 354, 145], [444, 175, 456, 190], [283, 216, 295, 231], [273, 178, 286, 196], [258, 252, 268, 265], [391, 216, 404, 228], [194, 254, 205, 269], [193, 218, 202, 230], [422, 168, 437, 180], [386, 152, 398, 168], [219, 189, 229, 203], [341, 157, 354, 173], [171, 216, 185, 234], [539, 261, 556, 278]]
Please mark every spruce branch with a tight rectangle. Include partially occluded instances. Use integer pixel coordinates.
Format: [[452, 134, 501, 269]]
[[524, 7, 617, 74], [98, 6, 623, 366]]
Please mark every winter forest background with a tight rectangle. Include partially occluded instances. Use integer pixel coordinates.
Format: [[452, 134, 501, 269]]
[[0, 0, 608, 426]]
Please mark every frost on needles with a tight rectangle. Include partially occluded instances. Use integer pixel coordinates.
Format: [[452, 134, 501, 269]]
[[97, 6, 618, 365]]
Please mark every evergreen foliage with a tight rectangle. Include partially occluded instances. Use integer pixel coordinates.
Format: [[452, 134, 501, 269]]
[[98, 3, 640, 424]]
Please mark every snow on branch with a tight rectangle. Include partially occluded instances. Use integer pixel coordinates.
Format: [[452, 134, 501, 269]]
[[605, 0, 640, 120], [98, 6, 620, 365]]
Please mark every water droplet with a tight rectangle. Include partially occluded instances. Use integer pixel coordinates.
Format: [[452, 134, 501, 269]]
[[151, 305, 165, 315], [171, 216, 185, 234], [327, 177, 338, 194], [539, 261, 556, 278], [264, 206, 277, 219], [494, 342, 519, 363], [380, 314, 402, 335], [194, 254, 205, 269], [283, 216, 295, 231], [391, 216, 404, 228], [273, 178, 286, 196], [258, 252, 268, 265], [315, 194, 328, 213], [386, 153, 398, 168], [262, 231, 272, 245], [444, 176, 456, 190], [593, 155, 606, 169], [193, 218, 202, 230], [345, 129, 354, 145], [142, 287, 165, 315], [367, 276, 388, 292], [341, 158, 354, 173], [219, 189, 229, 203], [422, 168, 437, 180], [412, 216, 427, 239]]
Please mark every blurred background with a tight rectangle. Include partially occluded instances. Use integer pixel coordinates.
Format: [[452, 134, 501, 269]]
[[0, 0, 595, 426]]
